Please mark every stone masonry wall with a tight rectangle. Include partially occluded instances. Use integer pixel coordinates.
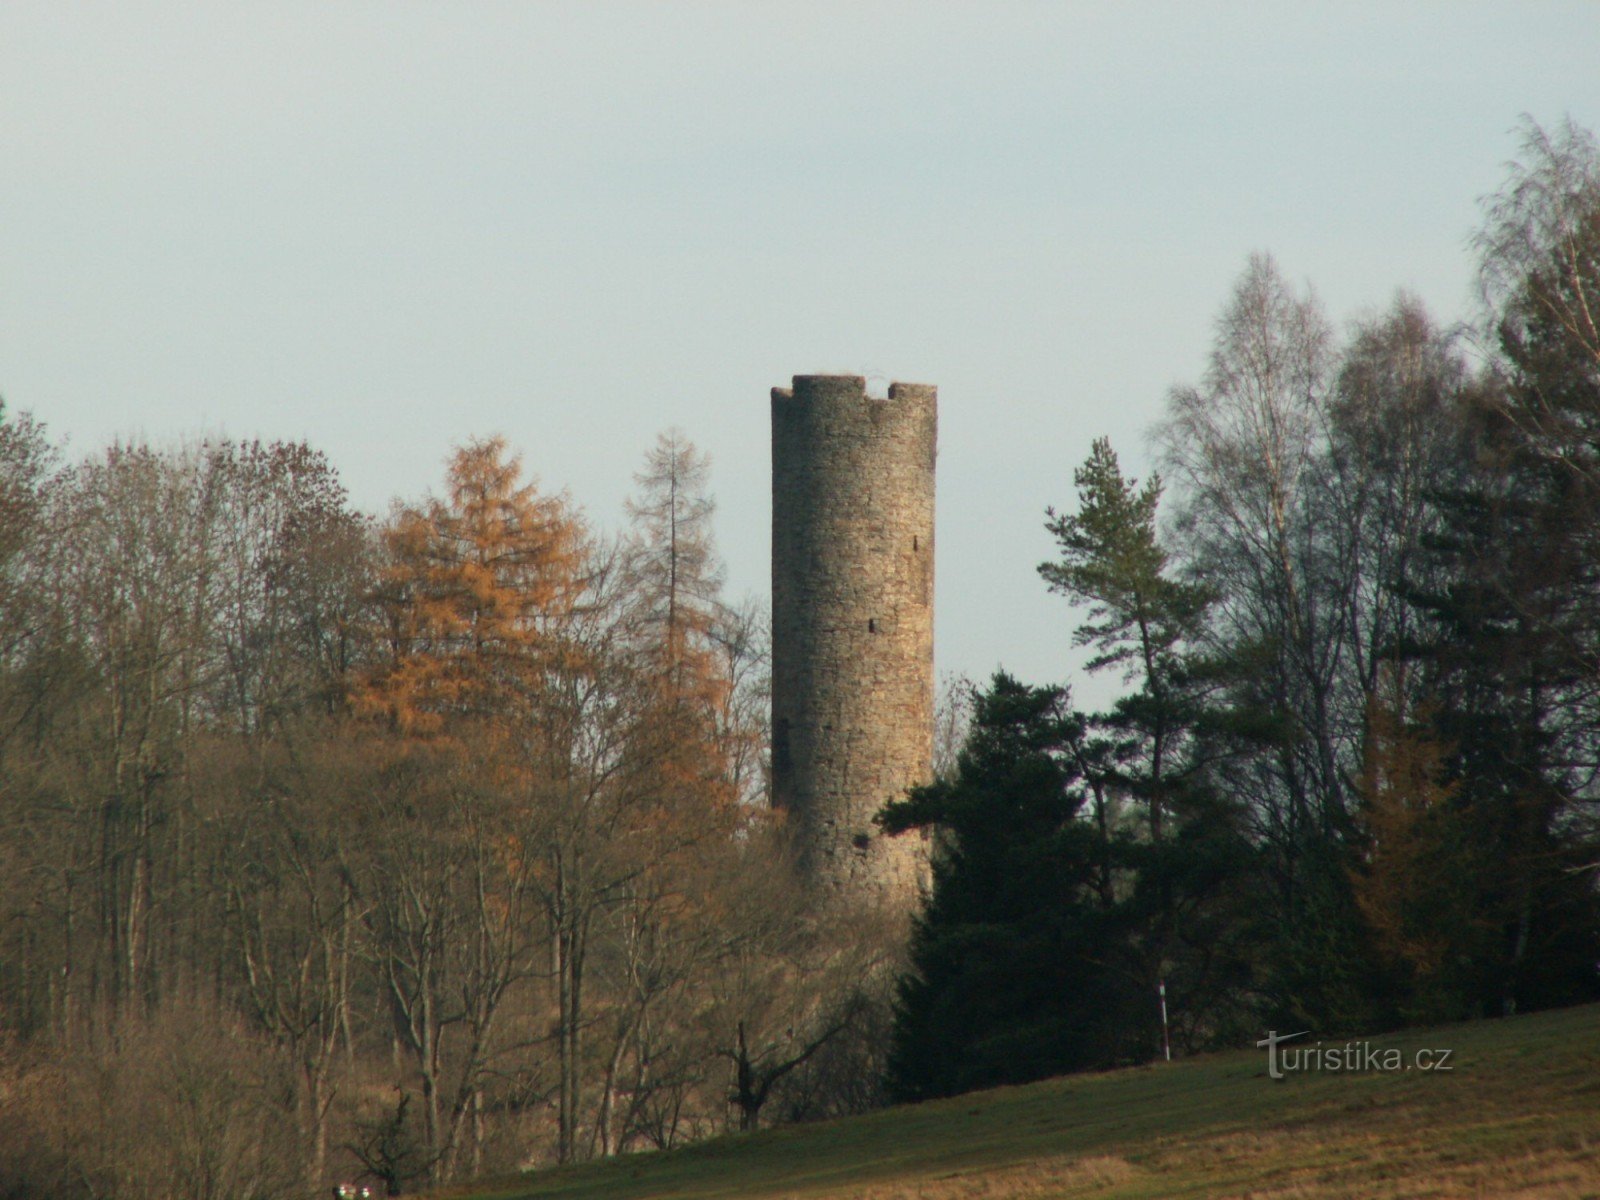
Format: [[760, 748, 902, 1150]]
[[771, 374, 936, 912]]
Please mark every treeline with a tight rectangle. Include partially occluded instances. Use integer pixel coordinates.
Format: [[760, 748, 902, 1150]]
[[885, 118, 1600, 1100], [0, 429, 886, 1198]]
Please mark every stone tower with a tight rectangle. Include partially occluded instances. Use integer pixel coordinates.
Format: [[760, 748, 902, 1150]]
[[770, 374, 936, 911]]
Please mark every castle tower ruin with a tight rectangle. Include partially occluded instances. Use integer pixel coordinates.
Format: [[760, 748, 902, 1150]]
[[770, 374, 936, 911]]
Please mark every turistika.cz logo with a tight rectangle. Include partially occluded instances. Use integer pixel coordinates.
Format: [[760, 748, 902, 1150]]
[[1255, 1030, 1454, 1080]]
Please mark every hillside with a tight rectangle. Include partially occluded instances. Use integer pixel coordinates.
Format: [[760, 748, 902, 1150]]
[[433, 1003, 1600, 1200]]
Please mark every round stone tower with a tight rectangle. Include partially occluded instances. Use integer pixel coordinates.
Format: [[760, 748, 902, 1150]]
[[770, 374, 936, 912]]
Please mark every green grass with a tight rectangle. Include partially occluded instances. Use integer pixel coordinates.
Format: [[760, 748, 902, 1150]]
[[433, 1003, 1600, 1199]]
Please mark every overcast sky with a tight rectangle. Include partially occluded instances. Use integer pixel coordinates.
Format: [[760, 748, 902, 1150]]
[[4, 2, 1599, 697]]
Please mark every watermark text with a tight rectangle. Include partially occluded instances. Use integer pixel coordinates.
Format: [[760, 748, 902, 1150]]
[[1255, 1030, 1454, 1080]]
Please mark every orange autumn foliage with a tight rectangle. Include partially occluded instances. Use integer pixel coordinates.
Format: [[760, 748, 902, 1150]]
[[359, 436, 588, 742]]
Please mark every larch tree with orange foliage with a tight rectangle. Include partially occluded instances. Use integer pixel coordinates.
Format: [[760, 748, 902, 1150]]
[[361, 435, 588, 741], [355, 436, 592, 1180]]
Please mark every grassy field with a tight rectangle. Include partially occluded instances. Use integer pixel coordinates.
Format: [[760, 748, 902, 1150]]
[[433, 1003, 1600, 1200]]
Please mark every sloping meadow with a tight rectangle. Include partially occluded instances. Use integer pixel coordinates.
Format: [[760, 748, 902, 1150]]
[[432, 1002, 1600, 1200]]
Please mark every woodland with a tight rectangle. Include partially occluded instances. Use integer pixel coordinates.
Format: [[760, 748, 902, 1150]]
[[2, 118, 1600, 1198]]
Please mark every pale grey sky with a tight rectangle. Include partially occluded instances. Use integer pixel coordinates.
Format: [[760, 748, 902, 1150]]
[[4, 2, 1599, 695]]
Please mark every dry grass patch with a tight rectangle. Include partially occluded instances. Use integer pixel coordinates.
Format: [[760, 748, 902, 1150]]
[[767, 1154, 1143, 1199], [1135, 1110, 1600, 1199]]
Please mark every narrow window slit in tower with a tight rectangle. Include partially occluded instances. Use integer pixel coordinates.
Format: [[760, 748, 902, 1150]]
[[868, 618, 877, 633], [913, 536, 919, 552]]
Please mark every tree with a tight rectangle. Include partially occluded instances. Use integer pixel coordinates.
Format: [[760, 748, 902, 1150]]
[[207, 439, 374, 734], [1472, 116, 1600, 791], [1261, 297, 1475, 1031], [224, 739, 361, 1194], [1315, 295, 1473, 731], [931, 672, 976, 784], [0, 436, 375, 1039], [698, 835, 898, 1130], [360, 435, 587, 740], [1157, 255, 1344, 841], [1040, 437, 1212, 843], [0, 402, 52, 677], [879, 674, 1142, 1100], [1390, 118, 1600, 1017], [1039, 440, 1250, 1050], [0, 404, 61, 1038], [722, 1000, 857, 1132], [1152, 260, 1452, 1032], [348, 1091, 437, 1197], [357, 437, 594, 1176], [704, 596, 770, 808], [1347, 680, 1493, 1023], [621, 429, 755, 811], [624, 429, 725, 698], [1477, 115, 1600, 447]]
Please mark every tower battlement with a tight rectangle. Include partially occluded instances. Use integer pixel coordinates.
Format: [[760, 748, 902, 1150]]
[[770, 374, 936, 912]]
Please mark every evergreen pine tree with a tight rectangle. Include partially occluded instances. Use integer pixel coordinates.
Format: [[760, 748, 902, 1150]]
[[879, 674, 1146, 1101]]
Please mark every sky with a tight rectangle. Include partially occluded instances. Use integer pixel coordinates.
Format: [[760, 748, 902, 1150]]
[[4, 2, 1600, 699]]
